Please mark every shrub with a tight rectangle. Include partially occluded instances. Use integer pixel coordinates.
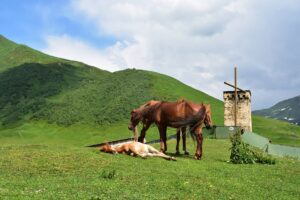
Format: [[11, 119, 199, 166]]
[[101, 169, 116, 179], [230, 131, 275, 165]]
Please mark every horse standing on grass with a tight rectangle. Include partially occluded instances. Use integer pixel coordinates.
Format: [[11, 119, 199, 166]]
[[129, 100, 189, 155], [128, 100, 213, 160]]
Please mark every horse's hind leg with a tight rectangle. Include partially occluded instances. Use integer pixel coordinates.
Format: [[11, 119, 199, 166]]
[[147, 152, 176, 161], [176, 128, 181, 155], [182, 127, 189, 155], [194, 127, 203, 160]]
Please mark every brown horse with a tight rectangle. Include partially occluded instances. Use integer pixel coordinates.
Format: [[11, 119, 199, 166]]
[[129, 100, 189, 155], [128, 100, 213, 160]]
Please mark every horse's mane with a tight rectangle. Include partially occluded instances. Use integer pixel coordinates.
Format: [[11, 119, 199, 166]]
[[138, 100, 162, 120], [131, 100, 162, 123]]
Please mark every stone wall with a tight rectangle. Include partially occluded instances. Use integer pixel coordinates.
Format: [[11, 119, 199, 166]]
[[223, 90, 252, 132]]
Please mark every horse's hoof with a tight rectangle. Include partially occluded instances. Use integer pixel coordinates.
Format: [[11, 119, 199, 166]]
[[184, 151, 190, 155], [171, 157, 177, 161], [175, 151, 181, 155], [194, 154, 202, 160]]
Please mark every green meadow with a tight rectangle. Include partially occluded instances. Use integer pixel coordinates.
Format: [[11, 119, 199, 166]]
[[0, 139, 299, 200]]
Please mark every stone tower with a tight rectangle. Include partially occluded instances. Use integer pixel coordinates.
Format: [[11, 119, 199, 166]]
[[223, 90, 252, 132]]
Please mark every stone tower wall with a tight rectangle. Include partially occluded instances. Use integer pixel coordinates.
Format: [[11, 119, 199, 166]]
[[223, 91, 252, 132]]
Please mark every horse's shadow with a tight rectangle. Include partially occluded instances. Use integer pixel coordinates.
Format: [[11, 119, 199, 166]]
[[167, 152, 193, 159]]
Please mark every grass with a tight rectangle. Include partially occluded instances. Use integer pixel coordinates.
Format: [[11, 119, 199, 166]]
[[0, 121, 180, 149], [253, 116, 300, 147], [0, 139, 299, 199]]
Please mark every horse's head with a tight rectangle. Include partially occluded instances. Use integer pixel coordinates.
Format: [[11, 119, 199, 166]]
[[203, 104, 213, 129], [128, 100, 160, 131], [128, 109, 142, 141], [128, 100, 161, 141], [128, 109, 141, 130], [100, 143, 117, 154]]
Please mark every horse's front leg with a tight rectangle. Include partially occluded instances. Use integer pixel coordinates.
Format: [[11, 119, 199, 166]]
[[194, 127, 203, 160], [176, 128, 181, 155], [138, 122, 151, 143], [181, 127, 189, 155], [158, 125, 167, 152]]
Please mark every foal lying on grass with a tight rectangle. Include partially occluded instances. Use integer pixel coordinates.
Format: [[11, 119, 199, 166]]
[[100, 141, 176, 161]]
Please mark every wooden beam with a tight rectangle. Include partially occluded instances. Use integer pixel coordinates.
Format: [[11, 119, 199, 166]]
[[224, 82, 246, 93], [234, 67, 237, 127]]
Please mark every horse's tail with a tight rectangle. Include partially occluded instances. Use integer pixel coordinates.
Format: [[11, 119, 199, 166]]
[[187, 106, 207, 141], [169, 107, 206, 141]]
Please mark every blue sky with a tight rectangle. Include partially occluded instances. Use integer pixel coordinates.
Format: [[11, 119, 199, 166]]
[[0, 0, 116, 49], [1, 0, 300, 109]]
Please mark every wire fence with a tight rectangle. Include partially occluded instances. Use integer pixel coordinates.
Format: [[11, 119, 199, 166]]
[[87, 126, 300, 159]]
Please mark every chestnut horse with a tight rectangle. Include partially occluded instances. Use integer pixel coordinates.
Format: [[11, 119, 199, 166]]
[[128, 100, 189, 155], [128, 100, 213, 160]]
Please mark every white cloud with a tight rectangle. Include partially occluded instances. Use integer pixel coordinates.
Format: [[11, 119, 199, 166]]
[[43, 0, 300, 109], [43, 35, 118, 71]]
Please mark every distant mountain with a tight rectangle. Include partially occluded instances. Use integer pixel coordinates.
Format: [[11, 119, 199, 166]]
[[0, 35, 223, 127], [253, 95, 300, 125]]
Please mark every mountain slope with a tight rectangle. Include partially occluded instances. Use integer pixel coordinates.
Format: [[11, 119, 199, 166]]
[[0, 35, 58, 71], [253, 95, 300, 125], [0, 35, 223, 127]]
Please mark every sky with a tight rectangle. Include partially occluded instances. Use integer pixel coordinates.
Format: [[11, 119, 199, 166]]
[[1, 0, 300, 110]]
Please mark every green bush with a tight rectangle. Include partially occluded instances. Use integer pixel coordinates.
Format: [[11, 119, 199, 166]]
[[101, 169, 116, 179], [230, 131, 275, 165]]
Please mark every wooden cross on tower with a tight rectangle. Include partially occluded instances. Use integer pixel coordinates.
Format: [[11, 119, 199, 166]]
[[224, 67, 246, 126]]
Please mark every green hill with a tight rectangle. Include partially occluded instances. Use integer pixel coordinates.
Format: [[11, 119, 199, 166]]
[[0, 35, 223, 126], [0, 34, 300, 147], [253, 95, 300, 125]]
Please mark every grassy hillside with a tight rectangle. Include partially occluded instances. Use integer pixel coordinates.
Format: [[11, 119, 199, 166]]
[[253, 116, 300, 147], [253, 95, 300, 125], [0, 35, 223, 127], [0, 35, 58, 72]]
